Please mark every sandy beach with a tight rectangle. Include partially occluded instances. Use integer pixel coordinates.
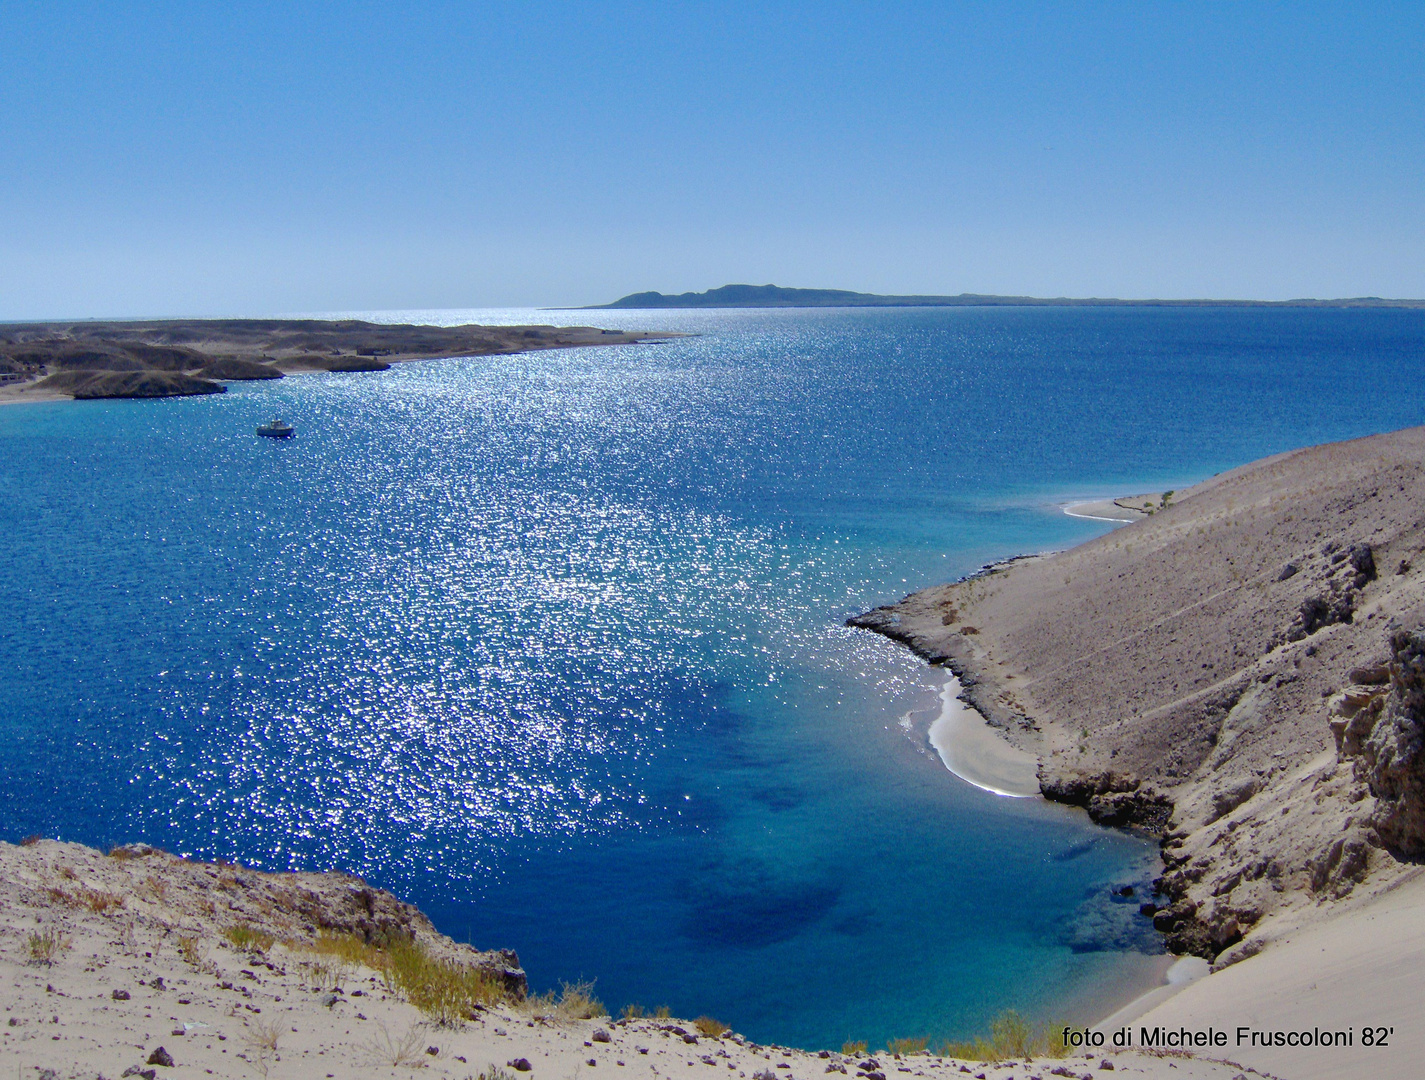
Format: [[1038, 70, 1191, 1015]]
[[926, 676, 1039, 797]]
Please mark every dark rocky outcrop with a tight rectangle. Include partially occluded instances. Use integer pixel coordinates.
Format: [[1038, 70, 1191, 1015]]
[[1279, 543, 1377, 644], [1337, 628, 1425, 854], [1039, 771, 1175, 834], [322, 356, 392, 372]]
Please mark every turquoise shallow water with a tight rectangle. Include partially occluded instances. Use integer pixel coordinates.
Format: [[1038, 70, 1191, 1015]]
[[3, 306, 1425, 1046]]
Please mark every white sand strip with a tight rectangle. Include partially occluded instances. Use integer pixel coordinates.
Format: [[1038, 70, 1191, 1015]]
[[1062, 499, 1142, 522], [927, 676, 1040, 797]]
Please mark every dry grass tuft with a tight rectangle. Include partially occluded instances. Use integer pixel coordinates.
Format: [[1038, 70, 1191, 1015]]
[[522, 979, 606, 1022], [936, 1010, 1068, 1062], [885, 1036, 927, 1056], [176, 933, 214, 972], [81, 888, 125, 914], [20, 834, 43, 846], [841, 1041, 867, 1056], [242, 1015, 284, 1077], [360, 1021, 428, 1068], [694, 1016, 730, 1037], [298, 955, 353, 990], [621, 1001, 671, 1020], [385, 939, 507, 1025], [27, 928, 70, 965], [309, 929, 387, 969], [288, 931, 509, 1024], [244, 1015, 283, 1051]]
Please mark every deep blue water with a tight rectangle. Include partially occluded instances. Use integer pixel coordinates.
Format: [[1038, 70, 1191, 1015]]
[[3, 306, 1425, 1047]]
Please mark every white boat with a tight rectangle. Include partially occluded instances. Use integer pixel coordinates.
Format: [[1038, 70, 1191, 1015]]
[[256, 418, 294, 439]]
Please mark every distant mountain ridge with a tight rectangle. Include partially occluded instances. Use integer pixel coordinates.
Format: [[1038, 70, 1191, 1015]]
[[591, 283, 1425, 309]]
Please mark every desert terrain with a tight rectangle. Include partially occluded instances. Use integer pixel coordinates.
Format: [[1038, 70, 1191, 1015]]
[[0, 319, 673, 402]]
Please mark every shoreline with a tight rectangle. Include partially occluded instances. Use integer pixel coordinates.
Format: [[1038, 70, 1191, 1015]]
[[926, 673, 1039, 796], [1061, 491, 1174, 523]]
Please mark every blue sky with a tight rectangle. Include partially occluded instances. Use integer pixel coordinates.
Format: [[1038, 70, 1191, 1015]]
[[1, 1, 1422, 316]]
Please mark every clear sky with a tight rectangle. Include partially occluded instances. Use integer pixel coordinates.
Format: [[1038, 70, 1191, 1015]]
[[2, 1, 1422, 317]]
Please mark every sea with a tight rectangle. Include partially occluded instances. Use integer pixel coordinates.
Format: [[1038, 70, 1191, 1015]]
[[4, 305, 1425, 1048]]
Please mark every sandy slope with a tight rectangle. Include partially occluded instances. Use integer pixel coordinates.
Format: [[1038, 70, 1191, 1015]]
[[1124, 868, 1425, 1080], [1, 840, 1260, 1080]]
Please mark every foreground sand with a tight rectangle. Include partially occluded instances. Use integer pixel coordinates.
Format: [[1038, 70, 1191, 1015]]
[[1121, 869, 1425, 1080], [1, 840, 1262, 1080]]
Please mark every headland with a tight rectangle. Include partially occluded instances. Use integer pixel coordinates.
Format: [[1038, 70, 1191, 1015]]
[[0, 319, 674, 402], [851, 424, 1425, 1079]]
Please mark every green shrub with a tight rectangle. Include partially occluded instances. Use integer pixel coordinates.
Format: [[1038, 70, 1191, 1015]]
[[27, 928, 69, 965]]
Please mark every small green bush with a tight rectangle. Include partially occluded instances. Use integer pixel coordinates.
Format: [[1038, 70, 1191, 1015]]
[[27, 928, 69, 965]]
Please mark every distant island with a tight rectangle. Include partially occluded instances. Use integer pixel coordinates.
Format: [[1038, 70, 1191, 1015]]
[[590, 283, 1425, 309]]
